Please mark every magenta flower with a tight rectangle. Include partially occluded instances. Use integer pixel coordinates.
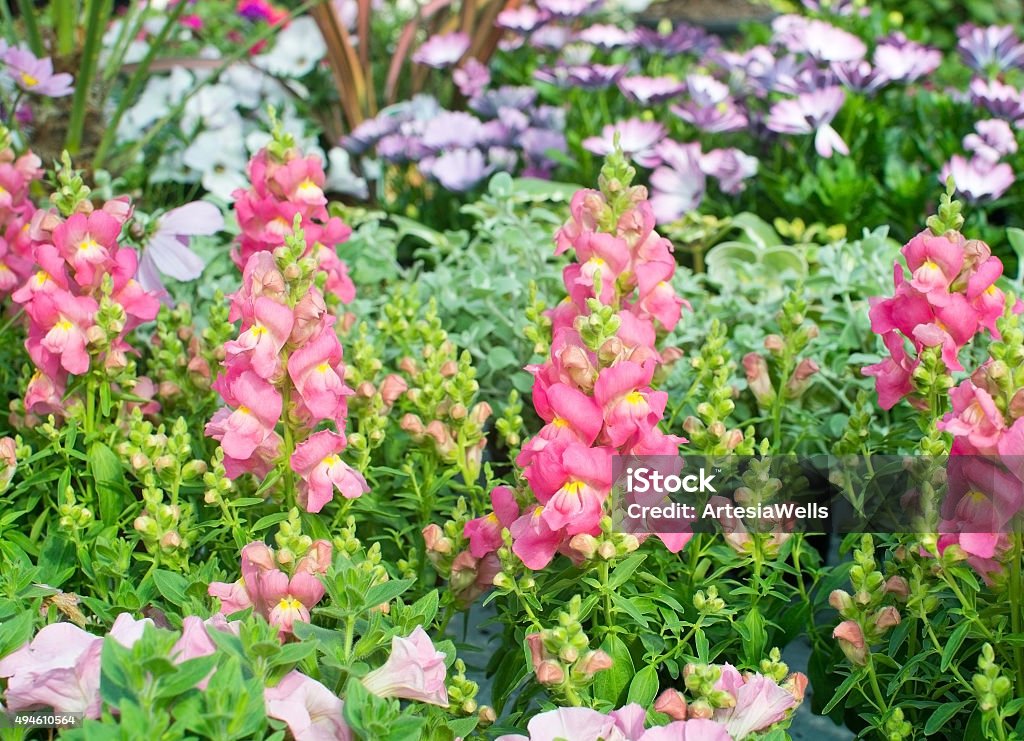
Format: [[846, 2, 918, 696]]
[[649, 139, 706, 223], [964, 119, 1018, 163], [290, 430, 369, 513], [635, 24, 716, 55], [594, 360, 667, 447], [938, 381, 1006, 455], [3, 47, 74, 97], [361, 626, 448, 706], [873, 34, 941, 83], [583, 119, 665, 168], [413, 31, 469, 69], [266, 671, 352, 741], [766, 86, 849, 157], [940, 155, 1015, 202], [464, 486, 520, 558], [138, 201, 222, 296], [618, 76, 686, 105], [772, 15, 866, 63], [958, 24, 1024, 74]]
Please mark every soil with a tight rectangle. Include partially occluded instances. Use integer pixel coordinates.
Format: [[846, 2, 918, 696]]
[[640, 0, 776, 32]]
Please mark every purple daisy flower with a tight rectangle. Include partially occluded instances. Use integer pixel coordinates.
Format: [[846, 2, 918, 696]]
[[536, 0, 603, 19], [138, 201, 223, 297], [649, 139, 706, 223], [376, 134, 432, 164], [538, 63, 625, 90], [873, 34, 941, 83], [421, 148, 490, 192], [772, 15, 866, 63], [496, 6, 551, 33], [469, 86, 537, 117], [421, 111, 485, 151], [766, 86, 848, 158], [488, 146, 519, 173], [700, 148, 758, 194], [671, 74, 747, 133], [940, 154, 1014, 202], [964, 119, 1018, 163], [582, 118, 665, 168], [343, 115, 403, 154], [799, 0, 865, 16], [453, 58, 490, 98], [618, 76, 686, 105], [529, 24, 573, 51], [576, 24, 637, 51], [635, 24, 716, 56], [969, 78, 1024, 124], [831, 60, 889, 94], [3, 47, 74, 97], [413, 31, 470, 69], [521, 127, 568, 165], [957, 24, 1024, 74]]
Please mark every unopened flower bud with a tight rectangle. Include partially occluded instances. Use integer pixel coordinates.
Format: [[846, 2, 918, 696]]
[[829, 589, 854, 613], [872, 606, 901, 632], [440, 360, 458, 377], [764, 334, 784, 354], [578, 649, 613, 677], [379, 374, 408, 405], [743, 353, 775, 406], [597, 541, 616, 560], [160, 531, 182, 549], [535, 660, 565, 686], [688, 699, 713, 719], [833, 620, 868, 666], [654, 689, 687, 720], [883, 576, 909, 601], [153, 455, 175, 471], [131, 453, 150, 471], [469, 401, 492, 425]]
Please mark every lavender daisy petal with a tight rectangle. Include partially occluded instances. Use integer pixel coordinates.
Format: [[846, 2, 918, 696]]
[[618, 76, 686, 105], [413, 31, 470, 69]]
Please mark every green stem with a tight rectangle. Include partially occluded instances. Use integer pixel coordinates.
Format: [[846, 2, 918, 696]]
[[66, 0, 114, 154], [15, 0, 44, 56], [1010, 533, 1024, 696], [343, 614, 356, 662], [864, 658, 888, 715], [598, 559, 613, 632], [53, 0, 76, 57]]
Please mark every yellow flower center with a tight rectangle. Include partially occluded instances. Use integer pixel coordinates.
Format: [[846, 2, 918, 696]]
[[34, 271, 50, 286], [20, 72, 38, 87], [54, 320, 73, 331], [552, 416, 569, 428], [322, 454, 341, 467], [563, 480, 585, 495], [297, 178, 318, 192], [78, 237, 99, 252], [316, 362, 331, 373], [250, 324, 267, 337], [625, 391, 645, 405], [486, 513, 499, 524], [278, 597, 302, 610], [237, 406, 251, 415]]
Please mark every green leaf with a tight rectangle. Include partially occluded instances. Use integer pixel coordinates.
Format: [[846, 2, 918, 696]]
[[821, 669, 862, 715], [151, 569, 189, 607], [925, 701, 970, 735], [593, 635, 633, 706], [252, 512, 291, 532], [1007, 227, 1024, 282], [0, 610, 35, 660], [154, 655, 218, 699], [362, 578, 415, 612], [88, 441, 125, 526], [448, 715, 479, 738], [608, 554, 647, 590], [626, 664, 659, 707], [486, 346, 519, 371], [941, 622, 972, 671], [739, 609, 767, 666]]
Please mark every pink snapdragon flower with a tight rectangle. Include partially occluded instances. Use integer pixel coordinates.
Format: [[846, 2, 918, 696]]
[[208, 540, 332, 636], [0, 614, 150, 718], [290, 430, 369, 512], [488, 155, 690, 570], [0, 144, 42, 295], [12, 190, 161, 416], [865, 227, 1007, 407], [361, 626, 449, 706], [265, 670, 352, 741], [232, 144, 354, 303]]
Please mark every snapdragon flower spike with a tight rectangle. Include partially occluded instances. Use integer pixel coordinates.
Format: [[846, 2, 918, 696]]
[[12, 160, 160, 417], [232, 136, 355, 304], [864, 194, 1008, 409], [208, 177, 366, 512], [0, 136, 42, 295], [475, 151, 689, 570]]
